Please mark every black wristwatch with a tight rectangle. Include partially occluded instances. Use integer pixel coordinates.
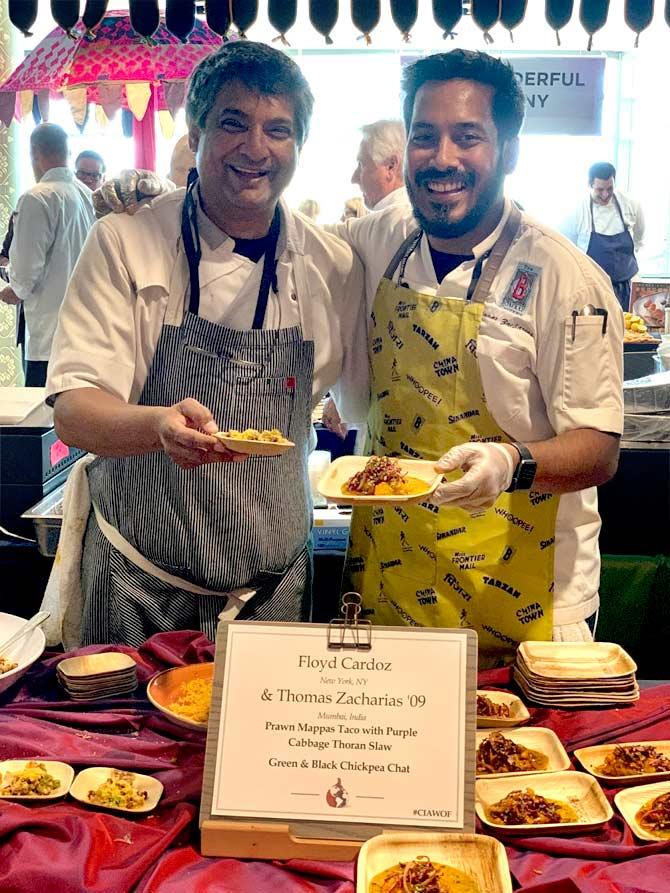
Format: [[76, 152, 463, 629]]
[[506, 442, 537, 492]]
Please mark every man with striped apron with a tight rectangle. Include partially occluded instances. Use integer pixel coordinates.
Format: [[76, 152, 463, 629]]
[[46, 42, 368, 647], [80, 176, 314, 645], [346, 205, 558, 667]]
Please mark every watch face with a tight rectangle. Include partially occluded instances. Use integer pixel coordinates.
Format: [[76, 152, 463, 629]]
[[516, 458, 537, 490]]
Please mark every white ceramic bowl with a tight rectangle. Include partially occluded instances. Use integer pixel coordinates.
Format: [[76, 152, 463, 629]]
[[0, 612, 46, 696]]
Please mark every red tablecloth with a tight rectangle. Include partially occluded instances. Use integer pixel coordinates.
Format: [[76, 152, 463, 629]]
[[1, 632, 669, 893]]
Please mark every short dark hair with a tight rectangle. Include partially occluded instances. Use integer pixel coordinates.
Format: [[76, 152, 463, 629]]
[[186, 41, 314, 148], [401, 49, 525, 143], [75, 150, 105, 173], [588, 162, 616, 185]]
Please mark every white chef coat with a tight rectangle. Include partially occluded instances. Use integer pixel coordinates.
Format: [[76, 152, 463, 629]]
[[9, 168, 95, 361], [331, 198, 624, 626], [47, 190, 368, 422], [371, 187, 411, 212], [562, 189, 645, 255]]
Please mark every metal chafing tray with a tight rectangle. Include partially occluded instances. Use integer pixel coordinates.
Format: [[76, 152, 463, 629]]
[[22, 483, 65, 557]]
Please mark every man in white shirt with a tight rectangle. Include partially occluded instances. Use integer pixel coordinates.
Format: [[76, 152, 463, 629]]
[[562, 161, 644, 310], [74, 149, 106, 192], [46, 42, 367, 647], [351, 119, 409, 212], [0, 124, 94, 386], [332, 50, 623, 664]]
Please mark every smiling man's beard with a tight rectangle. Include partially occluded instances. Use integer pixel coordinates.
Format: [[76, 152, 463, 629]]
[[406, 157, 506, 239]]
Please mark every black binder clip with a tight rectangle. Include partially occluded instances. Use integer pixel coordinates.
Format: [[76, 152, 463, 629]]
[[327, 591, 372, 651]]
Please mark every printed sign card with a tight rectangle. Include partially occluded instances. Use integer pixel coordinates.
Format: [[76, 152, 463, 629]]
[[200, 621, 477, 857]]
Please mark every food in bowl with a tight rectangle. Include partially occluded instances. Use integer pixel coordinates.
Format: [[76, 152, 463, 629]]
[[486, 788, 578, 826], [636, 790, 670, 838], [477, 694, 511, 719], [369, 855, 479, 893], [476, 731, 548, 774], [0, 761, 60, 796], [342, 456, 426, 497], [0, 657, 18, 675], [596, 744, 670, 777], [87, 769, 148, 810], [165, 676, 213, 725], [218, 428, 290, 444]]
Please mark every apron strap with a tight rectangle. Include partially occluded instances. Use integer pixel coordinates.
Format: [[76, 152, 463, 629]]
[[383, 227, 422, 281], [251, 205, 281, 330], [91, 502, 254, 607], [612, 194, 628, 230], [470, 204, 523, 304], [381, 206, 522, 302], [180, 175, 281, 328]]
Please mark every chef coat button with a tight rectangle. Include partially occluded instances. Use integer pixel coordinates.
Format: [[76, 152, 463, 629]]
[[291, 292, 298, 302]]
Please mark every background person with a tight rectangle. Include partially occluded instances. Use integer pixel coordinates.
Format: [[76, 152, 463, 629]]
[[0, 124, 94, 386], [351, 119, 408, 211], [563, 161, 644, 311], [46, 42, 367, 647], [298, 198, 320, 220], [74, 149, 106, 192], [341, 196, 367, 222]]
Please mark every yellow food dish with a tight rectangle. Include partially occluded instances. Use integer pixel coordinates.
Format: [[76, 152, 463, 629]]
[[0, 657, 18, 675], [477, 731, 548, 774], [596, 744, 670, 777], [636, 790, 670, 838], [87, 769, 148, 810], [486, 788, 578, 826], [623, 312, 657, 343], [369, 856, 479, 893], [165, 677, 213, 725], [342, 456, 427, 497], [220, 428, 290, 443], [0, 761, 60, 796]]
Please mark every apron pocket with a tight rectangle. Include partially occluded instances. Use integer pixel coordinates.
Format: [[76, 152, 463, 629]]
[[224, 376, 298, 436], [561, 316, 609, 411]]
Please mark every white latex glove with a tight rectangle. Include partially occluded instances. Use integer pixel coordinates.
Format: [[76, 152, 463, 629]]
[[92, 169, 175, 219], [431, 442, 516, 510]]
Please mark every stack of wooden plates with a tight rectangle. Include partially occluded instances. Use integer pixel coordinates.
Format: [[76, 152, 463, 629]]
[[513, 642, 639, 707], [57, 653, 138, 700]]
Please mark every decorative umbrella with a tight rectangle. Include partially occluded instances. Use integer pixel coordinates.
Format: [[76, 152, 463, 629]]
[[0, 10, 223, 168]]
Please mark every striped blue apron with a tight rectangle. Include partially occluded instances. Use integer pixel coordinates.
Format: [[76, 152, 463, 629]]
[[80, 184, 314, 646]]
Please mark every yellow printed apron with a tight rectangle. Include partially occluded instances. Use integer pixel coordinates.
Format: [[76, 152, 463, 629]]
[[345, 206, 558, 667]]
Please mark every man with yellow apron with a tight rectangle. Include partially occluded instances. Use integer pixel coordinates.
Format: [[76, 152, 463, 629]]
[[335, 50, 624, 666]]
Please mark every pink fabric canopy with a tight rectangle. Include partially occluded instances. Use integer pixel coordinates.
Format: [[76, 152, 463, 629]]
[[0, 10, 222, 127]]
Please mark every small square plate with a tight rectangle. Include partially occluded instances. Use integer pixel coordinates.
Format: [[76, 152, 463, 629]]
[[0, 760, 74, 800], [356, 832, 512, 893], [476, 770, 612, 835], [476, 727, 570, 777], [517, 642, 637, 679], [57, 652, 137, 679], [70, 767, 163, 814], [574, 741, 670, 786], [214, 432, 294, 457], [477, 690, 530, 728], [318, 456, 442, 506], [615, 781, 670, 841]]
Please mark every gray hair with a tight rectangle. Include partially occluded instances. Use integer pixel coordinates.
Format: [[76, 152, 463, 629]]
[[30, 123, 68, 161], [186, 41, 314, 148], [360, 119, 406, 167]]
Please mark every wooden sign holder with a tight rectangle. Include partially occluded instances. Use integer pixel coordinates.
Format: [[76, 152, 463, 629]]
[[200, 595, 478, 859]]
